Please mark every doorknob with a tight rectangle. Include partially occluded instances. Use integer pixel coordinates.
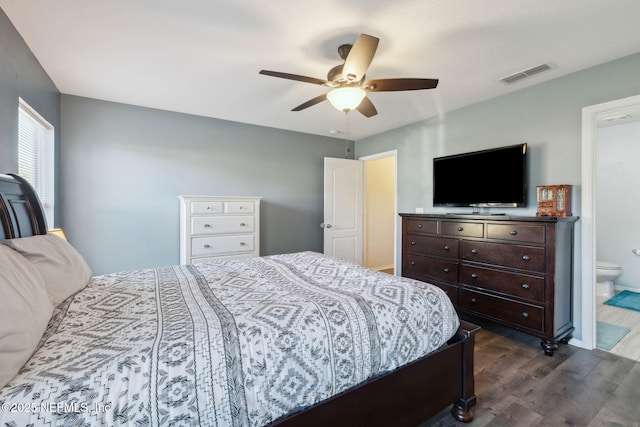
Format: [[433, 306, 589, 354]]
[[320, 223, 332, 229]]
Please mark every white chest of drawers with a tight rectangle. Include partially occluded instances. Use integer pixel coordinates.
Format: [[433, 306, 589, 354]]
[[178, 195, 262, 264]]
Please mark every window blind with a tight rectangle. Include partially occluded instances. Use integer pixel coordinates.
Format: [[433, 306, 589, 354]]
[[18, 98, 55, 227]]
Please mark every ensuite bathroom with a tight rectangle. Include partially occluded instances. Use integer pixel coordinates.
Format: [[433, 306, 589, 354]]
[[595, 114, 640, 361]]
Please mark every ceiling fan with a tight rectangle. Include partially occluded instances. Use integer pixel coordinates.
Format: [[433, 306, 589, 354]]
[[259, 34, 438, 118]]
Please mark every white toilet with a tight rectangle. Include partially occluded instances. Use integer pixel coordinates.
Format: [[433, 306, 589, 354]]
[[595, 261, 622, 298]]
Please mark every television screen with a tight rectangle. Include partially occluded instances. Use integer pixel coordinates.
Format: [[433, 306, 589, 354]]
[[433, 143, 527, 207]]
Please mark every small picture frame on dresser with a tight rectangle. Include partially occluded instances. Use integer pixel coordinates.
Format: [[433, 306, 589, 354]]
[[536, 185, 571, 217]]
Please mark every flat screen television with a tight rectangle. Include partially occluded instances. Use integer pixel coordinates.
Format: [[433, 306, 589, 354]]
[[433, 143, 527, 208]]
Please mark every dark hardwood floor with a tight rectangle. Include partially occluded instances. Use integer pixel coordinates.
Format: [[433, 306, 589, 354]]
[[422, 317, 640, 427]]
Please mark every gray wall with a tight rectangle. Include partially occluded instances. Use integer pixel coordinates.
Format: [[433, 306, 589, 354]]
[[354, 52, 640, 342], [60, 95, 352, 274], [0, 7, 60, 223]]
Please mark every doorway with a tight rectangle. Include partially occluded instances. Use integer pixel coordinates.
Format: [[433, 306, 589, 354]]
[[361, 150, 397, 274], [322, 151, 397, 272], [581, 93, 640, 357]]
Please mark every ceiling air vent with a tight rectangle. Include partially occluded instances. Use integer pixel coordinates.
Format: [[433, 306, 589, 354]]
[[498, 63, 553, 85]]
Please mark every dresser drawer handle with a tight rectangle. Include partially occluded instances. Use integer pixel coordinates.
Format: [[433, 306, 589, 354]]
[[411, 261, 416, 266], [522, 283, 530, 290], [521, 312, 529, 319], [444, 245, 450, 250], [239, 206, 245, 210], [240, 223, 246, 227], [510, 230, 518, 235], [444, 268, 450, 273], [457, 227, 464, 232], [417, 224, 423, 228], [204, 224, 211, 228], [522, 255, 530, 261], [470, 298, 477, 303], [411, 241, 416, 246], [471, 273, 478, 279], [240, 242, 247, 246], [204, 244, 211, 248], [471, 249, 478, 254]]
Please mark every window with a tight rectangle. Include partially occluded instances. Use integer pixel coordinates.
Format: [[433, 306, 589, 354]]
[[18, 98, 55, 227]]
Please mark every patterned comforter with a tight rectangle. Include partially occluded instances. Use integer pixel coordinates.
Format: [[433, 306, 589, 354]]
[[0, 251, 459, 426]]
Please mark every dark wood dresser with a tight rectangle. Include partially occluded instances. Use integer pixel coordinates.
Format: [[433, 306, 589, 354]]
[[400, 213, 578, 356]]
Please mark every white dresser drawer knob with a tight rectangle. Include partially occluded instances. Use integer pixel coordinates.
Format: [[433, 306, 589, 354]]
[[240, 223, 246, 227], [240, 242, 246, 246], [204, 224, 211, 228], [204, 244, 211, 248]]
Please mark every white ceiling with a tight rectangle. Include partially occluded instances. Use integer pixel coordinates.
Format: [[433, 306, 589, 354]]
[[2, 0, 640, 140]]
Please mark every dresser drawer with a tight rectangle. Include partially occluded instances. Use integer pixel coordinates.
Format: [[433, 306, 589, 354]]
[[403, 254, 459, 282], [404, 218, 438, 234], [191, 201, 224, 215], [460, 289, 543, 332], [191, 253, 254, 263], [404, 235, 459, 258], [433, 282, 459, 305], [403, 253, 425, 276], [191, 216, 254, 235], [461, 240, 545, 272], [192, 235, 254, 256], [225, 201, 254, 214], [460, 265, 545, 303], [422, 257, 459, 282], [441, 221, 484, 238], [487, 223, 545, 243]]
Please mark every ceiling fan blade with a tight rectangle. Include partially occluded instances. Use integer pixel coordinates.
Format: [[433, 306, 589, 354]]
[[292, 94, 328, 111], [356, 96, 377, 118], [364, 78, 439, 92], [342, 34, 379, 82], [259, 70, 328, 86]]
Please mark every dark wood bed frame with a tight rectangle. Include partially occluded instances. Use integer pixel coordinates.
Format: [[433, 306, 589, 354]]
[[0, 173, 479, 426]]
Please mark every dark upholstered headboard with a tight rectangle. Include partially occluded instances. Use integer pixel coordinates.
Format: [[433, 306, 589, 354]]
[[0, 174, 48, 240]]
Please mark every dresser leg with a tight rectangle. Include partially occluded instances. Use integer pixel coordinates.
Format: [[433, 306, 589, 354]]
[[559, 335, 572, 344], [540, 339, 558, 356]]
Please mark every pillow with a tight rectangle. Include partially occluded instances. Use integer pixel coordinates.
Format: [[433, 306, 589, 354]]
[[0, 245, 53, 388], [1, 234, 93, 305]]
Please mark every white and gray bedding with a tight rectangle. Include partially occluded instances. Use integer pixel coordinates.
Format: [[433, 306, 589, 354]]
[[0, 251, 459, 426]]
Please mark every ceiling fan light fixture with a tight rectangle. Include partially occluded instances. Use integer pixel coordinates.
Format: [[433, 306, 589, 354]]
[[326, 87, 366, 112]]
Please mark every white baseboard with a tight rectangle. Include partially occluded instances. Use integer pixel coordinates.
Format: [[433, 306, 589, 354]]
[[614, 285, 640, 293], [371, 264, 394, 272], [568, 337, 589, 350]]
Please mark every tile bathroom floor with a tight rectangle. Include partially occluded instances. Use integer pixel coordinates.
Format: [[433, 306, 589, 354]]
[[597, 295, 640, 361]]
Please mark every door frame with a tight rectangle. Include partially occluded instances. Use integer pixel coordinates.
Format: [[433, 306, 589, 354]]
[[581, 93, 640, 350], [359, 150, 398, 274]]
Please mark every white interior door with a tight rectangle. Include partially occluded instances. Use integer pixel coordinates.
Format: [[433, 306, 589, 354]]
[[323, 157, 363, 264]]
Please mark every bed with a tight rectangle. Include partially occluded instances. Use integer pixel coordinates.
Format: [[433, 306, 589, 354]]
[[0, 173, 479, 426]]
